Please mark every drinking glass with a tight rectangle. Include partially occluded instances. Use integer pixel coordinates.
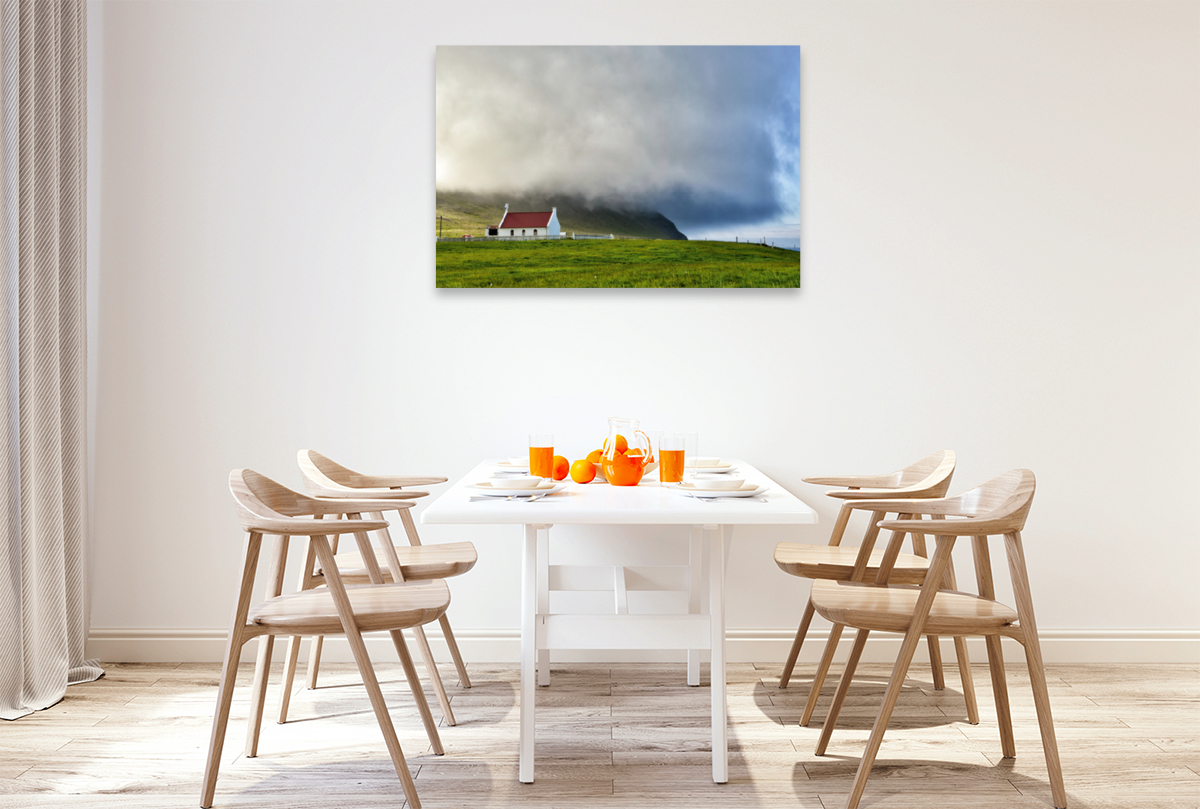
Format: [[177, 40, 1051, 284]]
[[529, 433, 554, 478], [681, 432, 699, 480], [658, 432, 686, 483]]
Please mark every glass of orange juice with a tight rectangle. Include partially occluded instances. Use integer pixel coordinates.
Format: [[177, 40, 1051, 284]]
[[529, 433, 554, 478], [658, 432, 686, 483]]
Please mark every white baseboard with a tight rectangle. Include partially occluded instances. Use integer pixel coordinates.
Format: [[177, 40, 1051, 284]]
[[88, 626, 1200, 665]]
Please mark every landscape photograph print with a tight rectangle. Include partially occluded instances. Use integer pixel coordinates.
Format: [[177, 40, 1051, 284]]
[[435, 46, 801, 288]]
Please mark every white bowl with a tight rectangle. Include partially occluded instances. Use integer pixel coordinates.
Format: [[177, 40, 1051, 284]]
[[689, 457, 723, 468], [495, 476, 543, 489], [508, 456, 529, 466], [691, 476, 745, 491]]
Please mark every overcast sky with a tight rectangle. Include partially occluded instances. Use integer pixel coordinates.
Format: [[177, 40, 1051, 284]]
[[436, 46, 800, 241]]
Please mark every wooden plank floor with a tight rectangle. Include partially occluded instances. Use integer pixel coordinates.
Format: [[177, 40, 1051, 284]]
[[1, 660, 1197, 808]]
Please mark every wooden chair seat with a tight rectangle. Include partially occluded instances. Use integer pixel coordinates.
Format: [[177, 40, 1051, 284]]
[[250, 581, 451, 635], [811, 580, 1018, 636], [318, 541, 477, 583], [774, 543, 930, 585]]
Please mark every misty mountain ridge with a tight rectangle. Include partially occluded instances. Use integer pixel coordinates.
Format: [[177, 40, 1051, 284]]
[[436, 190, 688, 241]]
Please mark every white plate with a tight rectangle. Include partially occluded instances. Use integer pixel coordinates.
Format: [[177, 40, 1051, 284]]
[[673, 482, 768, 498], [689, 465, 737, 475], [690, 477, 746, 491], [495, 460, 529, 471], [472, 480, 563, 496], [686, 459, 733, 471]]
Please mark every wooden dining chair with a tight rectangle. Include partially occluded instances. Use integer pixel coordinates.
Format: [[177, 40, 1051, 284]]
[[775, 450, 978, 727], [809, 469, 1066, 809], [274, 450, 475, 728], [203, 469, 450, 809]]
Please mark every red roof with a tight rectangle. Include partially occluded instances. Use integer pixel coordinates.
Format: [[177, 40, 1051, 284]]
[[499, 210, 553, 229]]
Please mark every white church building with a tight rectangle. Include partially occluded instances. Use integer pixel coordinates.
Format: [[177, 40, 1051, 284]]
[[488, 204, 561, 238]]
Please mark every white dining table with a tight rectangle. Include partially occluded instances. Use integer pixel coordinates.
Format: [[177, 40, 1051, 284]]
[[420, 459, 818, 784]]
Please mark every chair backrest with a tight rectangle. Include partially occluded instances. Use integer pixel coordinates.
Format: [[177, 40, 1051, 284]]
[[874, 469, 1036, 537], [828, 450, 956, 502], [229, 468, 395, 535], [230, 468, 318, 530], [895, 450, 956, 488], [298, 450, 373, 494], [940, 469, 1036, 534], [296, 449, 445, 499]]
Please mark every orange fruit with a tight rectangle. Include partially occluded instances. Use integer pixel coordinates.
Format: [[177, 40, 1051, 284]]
[[551, 455, 569, 481], [569, 459, 597, 484], [626, 448, 644, 456], [602, 435, 629, 455], [586, 448, 603, 464]]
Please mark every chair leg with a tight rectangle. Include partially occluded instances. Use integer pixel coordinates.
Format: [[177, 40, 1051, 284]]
[[801, 622, 843, 726], [305, 635, 325, 689], [910, 530, 948, 691], [842, 625, 925, 809], [200, 632, 247, 808], [925, 634, 946, 689], [985, 634, 1015, 756], [953, 635, 979, 724], [840, 535, 957, 809], [282, 538, 319, 710], [439, 613, 472, 688], [815, 628, 870, 755], [277, 634, 303, 723], [972, 536, 1005, 738], [389, 628, 445, 756], [412, 623, 457, 726], [353, 631, 423, 808], [245, 534, 288, 757], [201, 533, 262, 809], [1006, 532, 1067, 809], [784, 502, 854, 693], [939, 555, 979, 722], [779, 597, 816, 689], [1023, 636, 1067, 809], [311, 535, 424, 808], [244, 635, 275, 757]]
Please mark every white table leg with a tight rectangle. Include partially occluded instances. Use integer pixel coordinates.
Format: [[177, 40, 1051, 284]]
[[688, 527, 703, 687], [520, 524, 538, 783], [537, 526, 550, 687], [710, 524, 730, 783]]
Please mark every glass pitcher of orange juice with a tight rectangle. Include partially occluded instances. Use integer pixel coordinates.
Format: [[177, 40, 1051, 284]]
[[601, 417, 655, 486]]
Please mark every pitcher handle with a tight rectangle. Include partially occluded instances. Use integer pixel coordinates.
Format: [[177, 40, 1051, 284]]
[[635, 430, 655, 463]]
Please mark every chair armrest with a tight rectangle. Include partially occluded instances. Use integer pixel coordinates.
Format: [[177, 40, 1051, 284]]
[[310, 488, 429, 500], [840, 496, 958, 514], [357, 474, 447, 488], [308, 497, 416, 516], [249, 517, 389, 536], [878, 516, 1009, 536], [803, 474, 898, 488], [828, 486, 940, 501]]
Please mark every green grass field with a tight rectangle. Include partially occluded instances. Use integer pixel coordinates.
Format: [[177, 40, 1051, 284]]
[[435, 238, 800, 288]]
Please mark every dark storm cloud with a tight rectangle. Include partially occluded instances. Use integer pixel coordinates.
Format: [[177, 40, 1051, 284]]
[[436, 46, 800, 231]]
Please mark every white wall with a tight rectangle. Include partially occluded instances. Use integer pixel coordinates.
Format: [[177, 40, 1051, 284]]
[[87, 0, 1200, 663]]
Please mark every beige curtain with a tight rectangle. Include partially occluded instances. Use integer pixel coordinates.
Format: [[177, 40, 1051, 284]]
[[0, 0, 98, 721]]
